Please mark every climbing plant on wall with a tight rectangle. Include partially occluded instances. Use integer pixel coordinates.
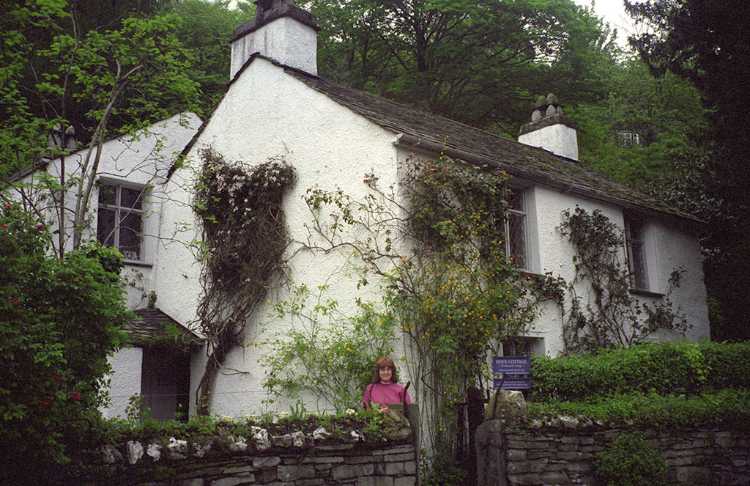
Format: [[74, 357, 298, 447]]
[[558, 207, 688, 352], [193, 148, 296, 415]]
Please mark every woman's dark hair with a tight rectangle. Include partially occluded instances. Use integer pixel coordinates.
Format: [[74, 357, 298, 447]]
[[371, 356, 399, 383]]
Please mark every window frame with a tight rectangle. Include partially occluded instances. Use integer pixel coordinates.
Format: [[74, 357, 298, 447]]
[[505, 188, 529, 271], [616, 130, 641, 148], [501, 336, 545, 357], [624, 215, 649, 291], [97, 180, 146, 262]]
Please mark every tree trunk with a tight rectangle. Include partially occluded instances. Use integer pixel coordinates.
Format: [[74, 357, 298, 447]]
[[195, 331, 234, 416]]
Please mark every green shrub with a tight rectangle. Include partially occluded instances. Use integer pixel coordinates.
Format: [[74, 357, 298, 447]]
[[701, 341, 750, 389], [530, 341, 750, 401], [262, 284, 396, 413], [595, 432, 667, 486], [0, 203, 130, 483], [527, 389, 750, 429]]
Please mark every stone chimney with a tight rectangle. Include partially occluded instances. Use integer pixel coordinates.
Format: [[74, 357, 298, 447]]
[[518, 94, 579, 161], [230, 0, 319, 78]]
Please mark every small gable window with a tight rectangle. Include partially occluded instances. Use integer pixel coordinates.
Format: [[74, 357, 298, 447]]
[[505, 189, 527, 270], [624, 216, 649, 290], [97, 181, 145, 261]]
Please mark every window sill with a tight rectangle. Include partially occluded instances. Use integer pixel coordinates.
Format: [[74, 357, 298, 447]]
[[628, 288, 664, 298], [519, 270, 545, 281], [124, 260, 153, 268]]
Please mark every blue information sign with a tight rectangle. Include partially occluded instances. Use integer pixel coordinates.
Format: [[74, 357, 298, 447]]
[[492, 356, 532, 390]]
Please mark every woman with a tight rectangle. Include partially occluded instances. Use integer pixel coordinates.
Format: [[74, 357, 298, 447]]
[[362, 356, 412, 412]]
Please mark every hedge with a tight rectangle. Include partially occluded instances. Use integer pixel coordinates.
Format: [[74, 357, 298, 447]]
[[529, 341, 750, 401], [527, 389, 750, 430]]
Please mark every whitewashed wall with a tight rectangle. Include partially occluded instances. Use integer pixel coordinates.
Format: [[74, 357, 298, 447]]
[[158, 58, 401, 416], [386, 158, 709, 357], [9, 114, 201, 419], [101, 347, 143, 419], [157, 59, 709, 416], [528, 185, 709, 355], [11, 113, 201, 309]]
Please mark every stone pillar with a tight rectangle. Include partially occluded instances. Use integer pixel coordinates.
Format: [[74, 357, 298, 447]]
[[475, 419, 507, 486]]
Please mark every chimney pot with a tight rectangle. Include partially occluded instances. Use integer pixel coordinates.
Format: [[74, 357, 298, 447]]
[[518, 95, 579, 161]]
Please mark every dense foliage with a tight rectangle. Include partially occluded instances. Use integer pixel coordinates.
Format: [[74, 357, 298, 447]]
[[311, 0, 617, 132], [626, 0, 750, 341], [262, 284, 396, 413], [569, 58, 710, 216], [0, 202, 130, 483], [530, 341, 750, 402], [193, 148, 296, 415], [160, 0, 249, 114], [594, 432, 667, 486], [528, 389, 750, 431], [1, 0, 200, 180]]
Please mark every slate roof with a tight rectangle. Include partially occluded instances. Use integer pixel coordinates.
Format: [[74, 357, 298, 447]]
[[124, 308, 203, 348], [284, 68, 700, 225], [173, 53, 699, 226]]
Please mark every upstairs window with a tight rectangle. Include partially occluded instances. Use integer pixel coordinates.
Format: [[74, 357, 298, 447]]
[[617, 130, 641, 148], [624, 216, 648, 290], [505, 190, 527, 269], [97, 182, 145, 261]]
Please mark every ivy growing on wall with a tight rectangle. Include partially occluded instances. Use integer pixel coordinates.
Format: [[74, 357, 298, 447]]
[[559, 207, 688, 352], [193, 148, 296, 415]]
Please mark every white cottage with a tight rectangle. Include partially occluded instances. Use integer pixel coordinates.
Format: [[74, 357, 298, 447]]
[[7, 1, 709, 420], [149, 1, 710, 417]]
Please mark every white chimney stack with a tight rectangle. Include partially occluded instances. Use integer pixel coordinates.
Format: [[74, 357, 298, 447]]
[[230, 0, 319, 79], [518, 94, 579, 161]]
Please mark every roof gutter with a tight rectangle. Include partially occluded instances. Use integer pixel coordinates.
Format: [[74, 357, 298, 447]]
[[393, 133, 704, 231]]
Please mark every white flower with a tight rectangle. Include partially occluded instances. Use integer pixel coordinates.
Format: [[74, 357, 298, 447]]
[[345, 408, 356, 416]]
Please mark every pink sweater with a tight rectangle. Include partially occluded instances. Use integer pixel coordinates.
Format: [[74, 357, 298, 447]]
[[362, 382, 413, 407]]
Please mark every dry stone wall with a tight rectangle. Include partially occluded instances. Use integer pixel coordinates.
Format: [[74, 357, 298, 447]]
[[476, 419, 750, 486], [80, 442, 417, 485]]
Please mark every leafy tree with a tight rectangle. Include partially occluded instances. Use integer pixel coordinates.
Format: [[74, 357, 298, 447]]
[[311, 0, 617, 131], [0, 0, 68, 180], [625, 0, 750, 340], [0, 201, 130, 483], [161, 0, 250, 114], [1, 0, 200, 257]]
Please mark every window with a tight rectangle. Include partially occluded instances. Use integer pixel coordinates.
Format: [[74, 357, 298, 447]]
[[624, 216, 648, 290], [505, 190, 527, 269], [502, 336, 545, 356], [97, 182, 145, 261], [617, 130, 641, 148]]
